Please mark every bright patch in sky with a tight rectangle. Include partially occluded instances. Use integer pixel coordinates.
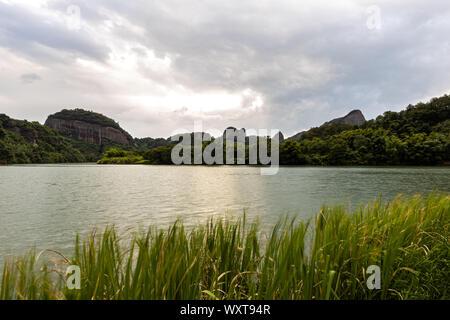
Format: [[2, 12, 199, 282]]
[[0, 0, 449, 137]]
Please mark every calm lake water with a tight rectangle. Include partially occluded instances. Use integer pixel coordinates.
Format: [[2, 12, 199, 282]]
[[0, 164, 449, 259]]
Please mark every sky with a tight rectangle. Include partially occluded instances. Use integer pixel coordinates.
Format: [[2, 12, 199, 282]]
[[0, 0, 449, 138]]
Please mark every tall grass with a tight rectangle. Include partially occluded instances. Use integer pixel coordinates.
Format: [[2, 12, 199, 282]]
[[1, 193, 448, 300]]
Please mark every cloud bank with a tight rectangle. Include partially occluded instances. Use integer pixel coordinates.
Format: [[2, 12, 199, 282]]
[[0, 0, 449, 137]]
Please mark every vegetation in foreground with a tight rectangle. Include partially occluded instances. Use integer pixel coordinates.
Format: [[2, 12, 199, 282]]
[[1, 193, 449, 300]]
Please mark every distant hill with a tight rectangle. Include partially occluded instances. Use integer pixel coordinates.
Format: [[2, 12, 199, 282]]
[[0, 108, 173, 164], [286, 95, 450, 165], [324, 109, 366, 126], [45, 109, 134, 145], [1, 94, 449, 165], [288, 110, 366, 141]]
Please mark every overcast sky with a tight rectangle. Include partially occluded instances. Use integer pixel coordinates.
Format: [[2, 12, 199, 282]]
[[0, 0, 449, 138]]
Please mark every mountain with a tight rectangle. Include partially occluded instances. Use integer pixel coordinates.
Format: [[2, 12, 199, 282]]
[[288, 109, 366, 141], [282, 95, 450, 165], [45, 109, 133, 146], [324, 109, 366, 126], [2, 94, 449, 165], [1, 108, 173, 164]]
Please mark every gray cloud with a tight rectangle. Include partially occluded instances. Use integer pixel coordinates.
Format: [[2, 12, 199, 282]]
[[0, 3, 109, 64], [20, 73, 41, 84], [0, 0, 449, 137]]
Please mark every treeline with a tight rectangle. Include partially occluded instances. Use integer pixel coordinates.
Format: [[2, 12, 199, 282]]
[[0, 114, 131, 164], [133, 137, 171, 150], [282, 128, 448, 165], [288, 95, 450, 165], [2, 94, 449, 165], [98, 95, 450, 166], [97, 148, 148, 164], [0, 114, 86, 164], [0, 111, 150, 164]]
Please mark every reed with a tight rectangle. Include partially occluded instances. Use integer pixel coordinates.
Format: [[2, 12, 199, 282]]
[[1, 193, 448, 300]]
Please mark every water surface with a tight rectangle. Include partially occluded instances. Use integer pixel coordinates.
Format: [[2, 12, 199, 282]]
[[0, 164, 449, 258]]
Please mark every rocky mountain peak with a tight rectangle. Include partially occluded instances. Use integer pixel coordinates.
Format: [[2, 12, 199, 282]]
[[45, 109, 133, 145], [324, 109, 366, 126]]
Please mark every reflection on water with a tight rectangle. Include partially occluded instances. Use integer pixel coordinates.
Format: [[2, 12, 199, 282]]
[[0, 164, 449, 257]]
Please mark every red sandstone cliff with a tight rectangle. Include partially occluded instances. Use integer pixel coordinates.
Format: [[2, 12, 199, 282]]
[[45, 117, 130, 145]]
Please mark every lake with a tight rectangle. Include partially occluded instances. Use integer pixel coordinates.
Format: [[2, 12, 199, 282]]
[[0, 164, 449, 259]]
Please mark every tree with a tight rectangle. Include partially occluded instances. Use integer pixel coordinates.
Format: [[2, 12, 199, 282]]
[[280, 140, 306, 165]]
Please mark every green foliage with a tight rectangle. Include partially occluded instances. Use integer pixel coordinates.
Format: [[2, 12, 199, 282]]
[[284, 95, 450, 165], [0, 113, 141, 164], [143, 145, 174, 164], [1, 193, 448, 300], [364, 95, 450, 136], [102, 94, 450, 166], [134, 137, 171, 150], [297, 127, 448, 166], [0, 114, 85, 164], [104, 148, 128, 158], [279, 140, 307, 165], [97, 148, 144, 164], [2, 94, 450, 165], [299, 123, 354, 141]]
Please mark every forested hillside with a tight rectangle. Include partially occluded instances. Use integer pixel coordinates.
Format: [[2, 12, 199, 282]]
[[0, 114, 85, 164], [283, 95, 450, 165], [100, 94, 450, 166], [2, 94, 449, 165]]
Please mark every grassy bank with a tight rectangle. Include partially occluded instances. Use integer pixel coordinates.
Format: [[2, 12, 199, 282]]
[[1, 193, 448, 300]]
